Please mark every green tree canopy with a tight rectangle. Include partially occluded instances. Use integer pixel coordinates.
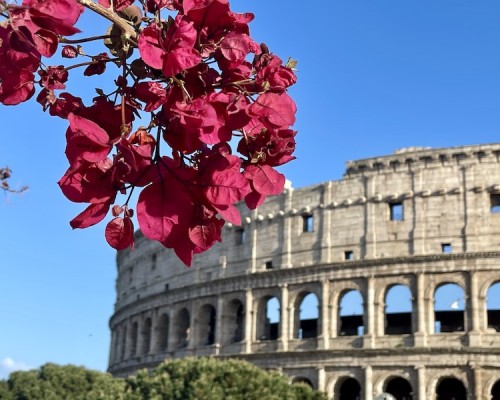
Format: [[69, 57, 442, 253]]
[[0, 359, 327, 400], [124, 358, 326, 400], [0, 363, 125, 400]]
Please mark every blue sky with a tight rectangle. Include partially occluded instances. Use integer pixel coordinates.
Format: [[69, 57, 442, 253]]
[[2, 0, 500, 378]]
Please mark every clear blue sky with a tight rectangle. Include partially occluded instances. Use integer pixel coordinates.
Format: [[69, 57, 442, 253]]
[[2, 0, 500, 378]]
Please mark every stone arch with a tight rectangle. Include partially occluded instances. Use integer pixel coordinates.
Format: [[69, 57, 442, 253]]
[[174, 308, 190, 349], [435, 376, 467, 400], [334, 376, 362, 400], [425, 275, 467, 301], [294, 291, 319, 339], [196, 303, 216, 346], [339, 289, 364, 336], [329, 281, 364, 309], [433, 282, 465, 333], [375, 276, 413, 306], [156, 313, 169, 352], [225, 298, 244, 343], [486, 281, 500, 332], [383, 376, 413, 400], [256, 295, 280, 341], [491, 379, 500, 400], [141, 317, 152, 355], [384, 284, 413, 335]]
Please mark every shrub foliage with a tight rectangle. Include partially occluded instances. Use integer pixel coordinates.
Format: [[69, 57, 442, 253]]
[[0, 358, 327, 400]]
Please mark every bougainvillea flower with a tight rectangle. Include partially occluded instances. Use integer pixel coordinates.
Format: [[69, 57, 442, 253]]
[[145, 0, 181, 13], [61, 45, 78, 58], [58, 159, 116, 204], [65, 113, 111, 165], [217, 31, 260, 68], [248, 92, 297, 129], [70, 199, 113, 229], [115, 138, 155, 186], [24, 0, 83, 35], [77, 97, 134, 142], [255, 53, 297, 92], [2, 0, 299, 266], [105, 216, 134, 250], [39, 66, 68, 90], [163, 97, 221, 153], [244, 164, 285, 196], [83, 53, 109, 76], [98, 0, 134, 11], [48, 92, 84, 118], [133, 81, 167, 112], [0, 25, 40, 76], [0, 70, 36, 105], [138, 16, 201, 78], [137, 159, 195, 246]]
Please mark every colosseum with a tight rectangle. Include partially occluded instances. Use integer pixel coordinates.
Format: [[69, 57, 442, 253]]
[[108, 143, 500, 400]]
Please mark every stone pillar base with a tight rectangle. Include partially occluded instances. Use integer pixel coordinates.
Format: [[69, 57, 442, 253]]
[[467, 331, 482, 347], [413, 332, 427, 348], [317, 336, 330, 350], [277, 341, 288, 352], [363, 334, 375, 349]]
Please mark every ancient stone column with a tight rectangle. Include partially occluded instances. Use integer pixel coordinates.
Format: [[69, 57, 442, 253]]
[[414, 272, 427, 347], [317, 366, 326, 393], [468, 271, 482, 346], [364, 276, 375, 348], [330, 298, 338, 339], [215, 296, 224, 347], [473, 365, 483, 400], [364, 365, 373, 400], [244, 288, 253, 354], [280, 284, 289, 351], [416, 365, 426, 400], [166, 311, 176, 352], [319, 280, 330, 349]]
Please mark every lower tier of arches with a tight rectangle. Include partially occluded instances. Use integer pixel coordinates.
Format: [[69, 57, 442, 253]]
[[110, 351, 500, 400]]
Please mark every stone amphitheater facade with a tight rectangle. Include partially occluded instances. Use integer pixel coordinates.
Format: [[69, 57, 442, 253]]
[[108, 144, 500, 400]]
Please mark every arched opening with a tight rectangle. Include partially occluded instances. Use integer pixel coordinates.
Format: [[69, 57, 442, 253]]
[[141, 317, 152, 355], [339, 290, 364, 336], [292, 377, 314, 388], [491, 379, 500, 400], [385, 285, 412, 335], [436, 377, 466, 400], [434, 283, 465, 333], [257, 296, 280, 341], [130, 322, 138, 356], [175, 308, 190, 349], [487, 282, 500, 331], [197, 304, 216, 345], [385, 376, 413, 400], [156, 313, 169, 352], [336, 377, 361, 400], [296, 292, 319, 339], [226, 299, 244, 343]]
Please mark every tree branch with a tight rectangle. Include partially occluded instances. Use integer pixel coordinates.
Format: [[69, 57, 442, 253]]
[[1, 167, 28, 194], [77, 0, 138, 45]]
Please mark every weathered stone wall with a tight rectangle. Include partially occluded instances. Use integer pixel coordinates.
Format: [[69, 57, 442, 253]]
[[108, 144, 500, 399]]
